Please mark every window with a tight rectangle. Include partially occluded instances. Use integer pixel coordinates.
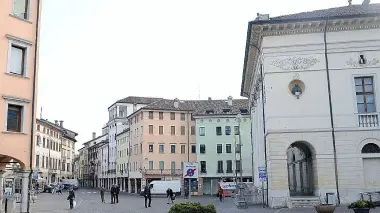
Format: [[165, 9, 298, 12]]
[[236, 144, 241, 153], [159, 112, 163, 120], [149, 125, 153, 134], [236, 160, 241, 172], [191, 126, 195, 135], [217, 144, 222, 153], [181, 126, 185, 135], [171, 126, 175, 135], [226, 144, 232, 153], [217, 161, 223, 173], [42, 156, 45, 168], [355, 77, 376, 113], [159, 126, 163, 135], [361, 143, 380, 153], [36, 135, 41, 146], [35, 155, 39, 167], [216, 127, 222, 136], [200, 161, 207, 173], [10, 45, 26, 75], [170, 144, 176, 153], [199, 127, 205, 136], [180, 113, 185, 121], [13, 0, 29, 19], [226, 160, 233, 173], [200, 144, 206, 154], [159, 144, 164, 153], [148, 144, 153, 152], [67, 163, 70, 172], [234, 126, 240, 135], [170, 112, 175, 120], [225, 126, 231, 135], [171, 161, 176, 170], [37, 125, 40, 131], [42, 138, 45, 148], [149, 111, 153, 119], [159, 161, 164, 169], [191, 144, 196, 153], [148, 161, 153, 170], [7, 104, 23, 132], [181, 144, 185, 154]]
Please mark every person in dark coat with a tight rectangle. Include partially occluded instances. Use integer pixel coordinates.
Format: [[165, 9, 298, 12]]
[[110, 185, 116, 204], [143, 185, 152, 208], [115, 185, 120, 203], [166, 188, 174, 204], [100, 186, 105, 203], [67, 188, 75, 209]]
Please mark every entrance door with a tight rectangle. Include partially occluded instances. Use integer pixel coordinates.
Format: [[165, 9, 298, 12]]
[[363, 158, 380, 189]]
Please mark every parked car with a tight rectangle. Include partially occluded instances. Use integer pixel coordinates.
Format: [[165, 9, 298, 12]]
[[43, 184, 54, 193]]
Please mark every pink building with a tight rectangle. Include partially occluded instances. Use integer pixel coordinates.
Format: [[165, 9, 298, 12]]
[[0, 0, 41, 212], [127, 98, 197, 193]]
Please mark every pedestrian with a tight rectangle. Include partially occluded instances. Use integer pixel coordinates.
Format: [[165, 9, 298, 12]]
[[184, 187, 189, 199], [67, 188, 76, 209], [100, 186, 105, 203], [110, 185, 115, 204], [166, 188, 174, 204], [218, 187, 224, 202], [143, 185, 152, 208], [115, 185, 120, 203]]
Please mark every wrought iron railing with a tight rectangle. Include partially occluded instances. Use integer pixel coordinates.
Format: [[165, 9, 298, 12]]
[[144, 169, 182, 175]]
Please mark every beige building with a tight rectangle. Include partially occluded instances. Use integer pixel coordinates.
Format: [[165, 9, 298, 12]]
[[35, 119, 78, 183], [0, 0, 42, 212]]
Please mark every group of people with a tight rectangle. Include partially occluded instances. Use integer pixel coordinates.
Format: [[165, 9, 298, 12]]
[[99, 184, 120, 204], [142, 185, 176, 208]]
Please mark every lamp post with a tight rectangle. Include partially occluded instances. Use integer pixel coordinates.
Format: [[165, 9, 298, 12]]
[[236, 113, 243, 185]]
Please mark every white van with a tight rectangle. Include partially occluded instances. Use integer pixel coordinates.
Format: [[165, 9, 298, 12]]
[[149, 180, 181, 196]]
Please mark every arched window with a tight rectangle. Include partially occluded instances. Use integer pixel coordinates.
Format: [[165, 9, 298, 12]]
[[361, 143, 380, 153]]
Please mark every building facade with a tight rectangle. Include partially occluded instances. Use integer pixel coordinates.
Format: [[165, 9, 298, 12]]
[[84, 133, 107, 188], [78, 147, 85, 186], [116, 128, 129, 192], [193, 98, 251, 195], [240, 2, 380, 208], [35, 119, 78, 183], [0, 0, 42, 212]]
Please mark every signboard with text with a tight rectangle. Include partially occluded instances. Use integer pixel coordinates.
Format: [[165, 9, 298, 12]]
[[183, 162, 198, 179], [258, 166, 267, 182]]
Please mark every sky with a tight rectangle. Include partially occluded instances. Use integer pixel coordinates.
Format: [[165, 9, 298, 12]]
[[37, 0, 380, 149]]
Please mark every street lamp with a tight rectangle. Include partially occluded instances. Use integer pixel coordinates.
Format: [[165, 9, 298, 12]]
[[236, 113, 244, 204]]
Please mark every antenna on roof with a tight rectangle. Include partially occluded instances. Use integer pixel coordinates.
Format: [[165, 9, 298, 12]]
[[348, 0, 352, 5], [198, 84, 201, 100], [40, 107, 43, 119]]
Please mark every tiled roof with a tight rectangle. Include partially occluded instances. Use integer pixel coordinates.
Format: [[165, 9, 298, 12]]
[[142, 99, 249, 116], [265, 3, 380, 22], [116, 96, 163, 105]]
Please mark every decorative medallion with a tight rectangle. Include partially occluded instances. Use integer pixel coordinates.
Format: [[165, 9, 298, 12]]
[[271, 56, 319, 71], [209, 119, 212, 122], [226, 119, 230, 122], [346, 57, 379, 68], [288, 79, 305, 99], [217, 119, 220, 122]]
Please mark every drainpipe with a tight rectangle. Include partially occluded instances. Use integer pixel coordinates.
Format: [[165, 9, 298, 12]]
[[323, 17, 341, 205], [28, 1, 41, 212], [260, 63, 269, 206]]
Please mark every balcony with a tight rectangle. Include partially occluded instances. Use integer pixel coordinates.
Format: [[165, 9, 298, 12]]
[[359, 113, 379, 127], [143, 169, 182, 176]]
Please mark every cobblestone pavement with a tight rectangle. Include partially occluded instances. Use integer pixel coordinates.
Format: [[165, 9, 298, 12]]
[[26, 189, 380, 213]]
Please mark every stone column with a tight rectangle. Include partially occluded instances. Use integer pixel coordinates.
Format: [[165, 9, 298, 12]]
[[128, 178, 131, 193], [134, 179, 137, 194], [0, 171, 5, 213], [20, 171, 29, 213]]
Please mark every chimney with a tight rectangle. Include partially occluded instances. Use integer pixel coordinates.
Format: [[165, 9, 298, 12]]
[[59, 120, 63, 127], [55, 120, 58, 125], [174, 98, 179, 109], [362, 0, 370, 5], [348, 0, 352, 5], [208, 97, 212, 101], [92, 132, 96, 139], [227, 96, 233, 106]]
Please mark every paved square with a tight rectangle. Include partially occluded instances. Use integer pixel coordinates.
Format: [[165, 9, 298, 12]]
[[26, 189, 380, 213]]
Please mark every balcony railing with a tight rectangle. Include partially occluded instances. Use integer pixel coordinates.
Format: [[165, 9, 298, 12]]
[[359, 113, 379, 127], [143, 169, 182, 176]]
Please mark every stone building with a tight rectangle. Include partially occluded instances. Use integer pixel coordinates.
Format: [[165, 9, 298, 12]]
[[240, 1, 380, 208]]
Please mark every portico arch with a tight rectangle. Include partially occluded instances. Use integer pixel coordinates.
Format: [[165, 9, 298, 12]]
[[287, 141, 316, 196], [0, 154, 25, 171]]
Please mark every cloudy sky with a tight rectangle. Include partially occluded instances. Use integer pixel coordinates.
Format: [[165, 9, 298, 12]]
[[37, 0, 379, 149]]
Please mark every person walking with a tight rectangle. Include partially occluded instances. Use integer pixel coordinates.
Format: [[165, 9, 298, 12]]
[[100, 186, 105, 203], [166, 188, 174, 204], [143, 185, 152, 208], [218, 187, 224, 202], [115, 185, 120, 203], [67, 188, 76, 209], [110, 185, 116, 204]]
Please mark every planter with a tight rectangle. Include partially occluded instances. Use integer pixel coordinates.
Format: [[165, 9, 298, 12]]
[[314, 204, 336, 213], [352, 209, 370, 213]]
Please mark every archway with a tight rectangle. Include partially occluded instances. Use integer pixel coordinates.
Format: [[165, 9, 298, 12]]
[[287, 142, 315, 196]]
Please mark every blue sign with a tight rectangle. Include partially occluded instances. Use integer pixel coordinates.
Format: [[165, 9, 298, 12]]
[[258, 167, 267, 182]]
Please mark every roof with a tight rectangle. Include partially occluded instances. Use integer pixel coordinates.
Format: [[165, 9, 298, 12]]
[[83, 133, 107, 145], [116, 128, 130, 137], [108, 96, 163, 109], [37, 119, 78, 141], [130, 98, 249, 116], [241, 3, 380, 96], [269, 3, 380, 22]]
